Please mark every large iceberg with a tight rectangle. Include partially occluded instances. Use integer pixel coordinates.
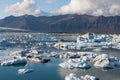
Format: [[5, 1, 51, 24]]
[[0, 57, 27, 66], [65, 73, 99, 80], [59, 52, 120, 70], [59, 59, 91, 69], [93, 54, 112, 69], [93, 54, 120, 69], [59, 52, 97, 69]]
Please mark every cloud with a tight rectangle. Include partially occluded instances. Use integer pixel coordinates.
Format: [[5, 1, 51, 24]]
[[5, 0, 44, 16], [54, 0, 120, 16], [109, 5, 120, 15], [55, 0, 93, 14]]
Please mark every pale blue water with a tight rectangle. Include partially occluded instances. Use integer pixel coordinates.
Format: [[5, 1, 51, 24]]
[[0, 50, 4, 56], [0, 33, 120, 80], [0, 49, 64, 80], [0, 50, 2, 56], [0, 62, 64, 80], [0, 49, 120, 80]]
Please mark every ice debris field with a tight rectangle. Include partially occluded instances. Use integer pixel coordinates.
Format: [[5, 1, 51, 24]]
[[0, 32, 120, 80]]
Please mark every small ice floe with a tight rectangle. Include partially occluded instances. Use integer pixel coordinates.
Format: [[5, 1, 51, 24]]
[[93, 48, 102, 52], [59, 52, 80, 59], [48, 52, 60, 58], [78, 52, 97, 62], [27, 55, 50, 64], [49, 52, 77, 59], [0, 57, 27, 66], [93, 54, 120, 69], [93, 54, 111, 69], [29, 49, 39, 54], [65, 73, 99, 80], [59, 59, 91, 69], [49, 52, 97, 60], [18, 68, 34, 74], [8, 50, 24, 56]]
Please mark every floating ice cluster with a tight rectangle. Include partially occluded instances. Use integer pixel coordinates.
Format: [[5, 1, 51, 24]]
[[65, 73, 99, 80], [59, 58, 91, 69], [0, 56, 27, 66], [59, 52, 120, 70]]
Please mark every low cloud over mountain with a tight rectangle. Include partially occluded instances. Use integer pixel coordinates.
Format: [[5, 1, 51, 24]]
[[55, 0, 120, 16], [4, 0, 120, 16]]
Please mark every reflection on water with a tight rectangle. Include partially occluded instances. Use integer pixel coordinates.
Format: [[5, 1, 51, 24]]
[[58, 66, 120, 80], [0, 60, 64, 80]]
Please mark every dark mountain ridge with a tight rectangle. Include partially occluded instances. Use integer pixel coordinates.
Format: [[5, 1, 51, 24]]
[[0, 14, 120, 33]]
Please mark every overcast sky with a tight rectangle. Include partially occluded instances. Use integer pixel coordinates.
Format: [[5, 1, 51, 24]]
[[0, 0, 120, 19]]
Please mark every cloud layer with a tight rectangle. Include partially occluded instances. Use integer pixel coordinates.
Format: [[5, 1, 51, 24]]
[[5, 0, 43, 16], [4, 0, 120, 16], [55, 0, 120, 16]]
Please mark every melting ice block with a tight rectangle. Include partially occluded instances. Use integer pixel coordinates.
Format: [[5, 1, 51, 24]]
[[18, 68, 34, 74], [93, 54, 111, 68], [0, 57, 27, 66], [59, 59, 91, 69], [65, 73, 99, 80]]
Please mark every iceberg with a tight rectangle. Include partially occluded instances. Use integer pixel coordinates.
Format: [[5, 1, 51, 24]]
[[65, 73, 99, 80], [59, 52, 120, 70], [59, 59, 91, 69], [65, 73, 80, 80], [59, 52, 98, 69], [18, 68, 34, 74], [0, 57, 27, 66], [93, 54, 111, 69], [93, 54, 120, 69]]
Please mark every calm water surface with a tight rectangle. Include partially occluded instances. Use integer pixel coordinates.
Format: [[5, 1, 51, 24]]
[[0, 46, 120, 80]]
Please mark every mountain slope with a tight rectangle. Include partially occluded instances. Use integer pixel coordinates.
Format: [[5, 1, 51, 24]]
[[0, 14, 120, 33]]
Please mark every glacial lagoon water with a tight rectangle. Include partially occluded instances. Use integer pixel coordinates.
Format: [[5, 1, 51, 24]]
[[0, 48, 120, 80], [0, 50, 4, 56], [0, 33, 120, 80]]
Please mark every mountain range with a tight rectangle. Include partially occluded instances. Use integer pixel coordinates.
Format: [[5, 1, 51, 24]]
[[0, 14, 120, 33]]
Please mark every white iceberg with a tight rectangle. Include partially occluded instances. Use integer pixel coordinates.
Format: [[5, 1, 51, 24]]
[[29, 49, 38, 54], [59, 59, 91, 69], [0, 57, 27, 66], [65, 73, 99, 80], [59, 52, 98, 69], [65, 73, 80, 80], [93, 54, 111, 68], [18, 68, 34, 74], [93, 54, 120, 69], [59, 52, 120, 70]]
